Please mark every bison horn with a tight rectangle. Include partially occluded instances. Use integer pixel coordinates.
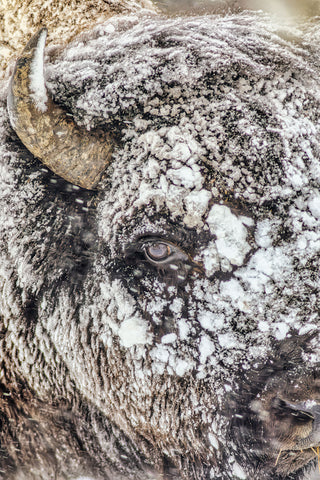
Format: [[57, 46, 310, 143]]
[[7, 28, 113, 190]]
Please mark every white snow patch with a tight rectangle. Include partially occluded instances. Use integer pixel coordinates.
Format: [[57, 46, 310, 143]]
[[258, 321, 270, 333], [232, 462, 247, 479], [173, 358, 192, 376], [208, 432, 219, 449], [255, 248, 290, 278], [169, 297, 183, 315], [206, 204, 251, 268], [274, 322, 290, 341], [198, 241, 220, 276], [285, 164, 308, 189], [220, 279, 250, 313], [308, 195, 320, 219], [170, 142, 192, 162], [162, 333, 177, 344], [118, 317, 151, 347], [198, 311, 224, 331], [150, 343, 194, 376], [167, 165, 203, 189], [103, 24, 116, 34], [218, 333, 239, 350], [184, 189, 211, 227], [199, 335, 215, 364], [75, 477, 97, 480], [142, 157, 161, 179], [150, 344, 169, 364], [255, 219, 273, 248], [178, 319, 190, 340]]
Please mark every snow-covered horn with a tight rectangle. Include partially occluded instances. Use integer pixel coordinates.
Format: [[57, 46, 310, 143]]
[[7, 28, 113, 190]]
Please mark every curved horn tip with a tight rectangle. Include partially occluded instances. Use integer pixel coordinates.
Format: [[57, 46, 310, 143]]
[[8, 26, 49, 118], [25, 27, 48, 53], [27, 27, 48, 113]]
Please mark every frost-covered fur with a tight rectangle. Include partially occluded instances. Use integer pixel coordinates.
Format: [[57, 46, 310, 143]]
[[2, 10, 320, 480], [0, 0, 156, 77]]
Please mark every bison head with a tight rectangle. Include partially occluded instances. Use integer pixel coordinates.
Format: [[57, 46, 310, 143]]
[[1, 11, 320, 480]]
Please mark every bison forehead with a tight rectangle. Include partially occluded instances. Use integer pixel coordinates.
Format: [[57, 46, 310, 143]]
[[47, 13, 320, 202]]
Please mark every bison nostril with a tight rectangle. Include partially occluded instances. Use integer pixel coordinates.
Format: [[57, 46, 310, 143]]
[[272, 398, 315, 423], [270, 398, 320, 451]]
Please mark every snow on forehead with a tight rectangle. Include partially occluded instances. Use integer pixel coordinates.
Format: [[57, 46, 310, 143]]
[[47, 12, 320, 206]]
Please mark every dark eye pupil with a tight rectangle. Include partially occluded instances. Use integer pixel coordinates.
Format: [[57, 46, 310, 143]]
[[146, 243, 171, 261]]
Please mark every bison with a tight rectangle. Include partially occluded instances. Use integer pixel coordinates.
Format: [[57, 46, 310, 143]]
[[1, 5, 320, 480]]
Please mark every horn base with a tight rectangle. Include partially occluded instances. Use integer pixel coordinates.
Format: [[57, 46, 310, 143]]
[[7, 28, 113, 190]]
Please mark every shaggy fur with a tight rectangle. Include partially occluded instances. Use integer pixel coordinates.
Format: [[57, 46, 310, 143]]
[[2, 5, 320, 480]]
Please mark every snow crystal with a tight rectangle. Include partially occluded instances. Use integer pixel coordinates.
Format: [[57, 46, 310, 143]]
[[173, 358, 191, 377], [178, 319, 190, 340], [258, 321, 270, 333], [198, 241, 220, 277], [274, 322, 290, 341], [255, 219, 273, 248], [169, 297, 183, 315], [170, 142, 191, 162], [184, 189, 211, 227], [246, 247, 291, 281], [220, 279, 250, 313], [218, 333, 239, 350], [150, 344, 169, 365]]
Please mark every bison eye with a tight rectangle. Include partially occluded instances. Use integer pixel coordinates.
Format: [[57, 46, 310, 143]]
[[141, 239, 190, 269], [122, 236, 202, 284], [145, 242, 171, 262], [124, 237, 198, 282]]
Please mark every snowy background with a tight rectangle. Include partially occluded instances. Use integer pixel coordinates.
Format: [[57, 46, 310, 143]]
[[156, 0, 320, 17]]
